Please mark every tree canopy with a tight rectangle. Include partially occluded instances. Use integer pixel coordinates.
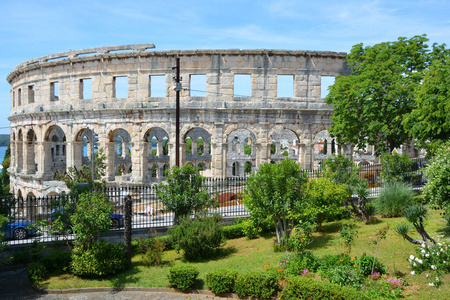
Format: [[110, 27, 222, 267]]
[[326, 35, 444, 156], [403, 56, 450, 153], [244, 158, 308, 244]]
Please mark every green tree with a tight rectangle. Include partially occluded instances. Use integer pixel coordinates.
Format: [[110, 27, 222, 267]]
[[244, 158, 308, 244], [155, 164, 212, 225], [322, 154, 372, 222], [423, 141, 450, 213], [380, 153, 415, 184], [1, 144, 11, 194], [70, 192, 113, 251], [303, 177, 348, 231], [326, 35, 439, 155], [403, 57, 450, 152]]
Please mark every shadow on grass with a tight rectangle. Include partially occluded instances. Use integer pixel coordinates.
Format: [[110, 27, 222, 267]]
[[181, 246, 239, 263], [108, 264, 140, 289], [306, 222, 343, 250]]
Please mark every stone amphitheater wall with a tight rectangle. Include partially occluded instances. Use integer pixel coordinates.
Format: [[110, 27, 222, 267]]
[[7, 44, 358, 197]]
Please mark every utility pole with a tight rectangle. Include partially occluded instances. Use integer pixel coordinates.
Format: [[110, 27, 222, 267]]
[[173, 57, 181, 167]]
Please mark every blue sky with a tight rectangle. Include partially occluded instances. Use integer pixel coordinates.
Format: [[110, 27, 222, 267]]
[[0, 0, 449, 135]]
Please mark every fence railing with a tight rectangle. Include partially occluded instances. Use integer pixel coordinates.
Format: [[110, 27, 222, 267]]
[[2, 159, 427, 246]]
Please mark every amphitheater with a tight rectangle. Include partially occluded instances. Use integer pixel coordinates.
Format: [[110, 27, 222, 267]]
[[7, 43, 378, 198]]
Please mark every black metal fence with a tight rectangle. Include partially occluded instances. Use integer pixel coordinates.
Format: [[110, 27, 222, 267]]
[[2, 159, 427, 246], [1, 177, 250, 246]]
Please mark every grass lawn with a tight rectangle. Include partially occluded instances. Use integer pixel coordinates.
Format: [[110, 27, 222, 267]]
[[39, 210, 450, 299]]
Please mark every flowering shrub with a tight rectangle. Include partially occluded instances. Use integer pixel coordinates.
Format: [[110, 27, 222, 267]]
[[409, 242, 450, 273], [408, 242, 450, 287], [281, 251, 321, 276], [368, 271, 381, 281]]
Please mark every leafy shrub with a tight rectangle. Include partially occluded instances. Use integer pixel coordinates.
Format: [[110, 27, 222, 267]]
[[39, 251, 71, 272], [71, 240, 128, 277], [27, 262, 48, 284], [167, 265, 199, 290], [363, 280, 404, 299], [374, 181, 415, 217], [205, 268, 238, 294], [288, 220, 316, 253], [326, 265, 364, 288], [222, 223, 245, 239], [358, 253, 387, 276], [158, 234, 174, 250], [241, 219, 261, 239], [337, 220, 359, 255], [381, 153, 416, 184], [279, 276, 368, 300], [281, 252, 321, 275], [133, 233, 166, 266], [170, 213, 224, 260], [320, 254, 354, 271], [235, 271, 279, 299]]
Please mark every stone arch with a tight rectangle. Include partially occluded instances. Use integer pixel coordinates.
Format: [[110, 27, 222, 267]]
[[144, 127, 170, 183], [75, 128, 99, 176], [108, 128, 132, 177], [184, 127, 212, 172], [270, 128, 299, 162], [24, 128, 37, 174], [44, 125, 67, 179], [314, 130, 335, 169], [226, 128, 256, 177]]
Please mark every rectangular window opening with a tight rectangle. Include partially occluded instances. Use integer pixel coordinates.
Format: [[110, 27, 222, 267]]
[[320, 76, 335, 98], [149, 75, 165, 97], [234, 74, 251, 97], [80, 78, 92, 99], [277, 75, 294, 97], [50, 82, 59, 101], [12, 91, 15, 108], [113, 76, 128, 98], [18, 88, 22, 106], [190, 74, 207, 97], [28, 85, 35, 104]]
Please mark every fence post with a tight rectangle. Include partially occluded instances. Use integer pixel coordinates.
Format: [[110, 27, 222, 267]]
[[124, 195, 132, 267]]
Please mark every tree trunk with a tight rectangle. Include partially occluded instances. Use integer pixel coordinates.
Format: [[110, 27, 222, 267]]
[[124, 195, 132, 267]]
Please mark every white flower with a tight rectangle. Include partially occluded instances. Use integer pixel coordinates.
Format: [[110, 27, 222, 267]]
[[418, 259, 423, 264], [426, 253, 430, 257], [441, 248, 444, 252], [410, 255, 415, 260], [413, 262, 417, 267], [426, 273, 429, 278], [438, 243, 442, 246], [429, 282, 435, 287], [436, 277, 440, 282], [421, 249, 426, 254], [444, 261, 447, 264], [422, 243, 427, 248], [431, 265, 437, 270], [411, 271, 415, 275], [415, 257, 419, 262]]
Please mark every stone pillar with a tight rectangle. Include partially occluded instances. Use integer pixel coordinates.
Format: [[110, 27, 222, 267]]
[[37, 141, 52, 180], [211, 123, 224, 178], [204, 140, 210, 155], [141, 141, 149, 182], [131, 141, 144, 183], [157, 140, 163, 157], [16, 140, 23, 173], [23, 140, 36, 174], [105, 141, 116, 181], [180, 142, 187, 166], [10, 141, 16, 173]]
